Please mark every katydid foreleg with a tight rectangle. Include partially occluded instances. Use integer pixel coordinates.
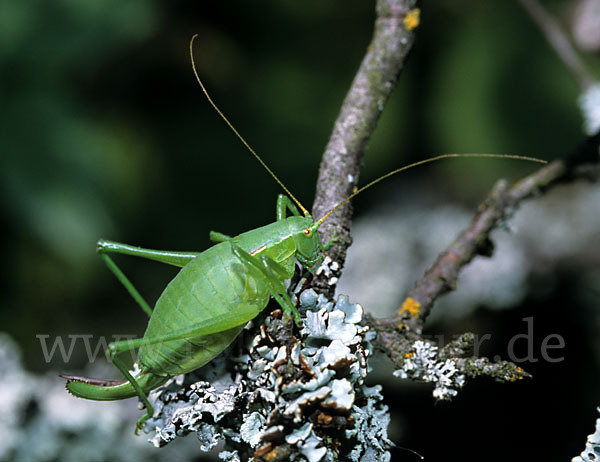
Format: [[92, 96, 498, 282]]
[[108, 353, 156, 431], [231, 245, 301, 323]]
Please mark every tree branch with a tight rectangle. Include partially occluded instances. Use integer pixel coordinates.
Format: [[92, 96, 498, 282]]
[[365, 133, 599, 343], [518, 0, 594, 91], [311, 0, 420, 296]]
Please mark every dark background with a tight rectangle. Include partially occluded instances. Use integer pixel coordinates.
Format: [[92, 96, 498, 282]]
[[1, 0, 598, 460]]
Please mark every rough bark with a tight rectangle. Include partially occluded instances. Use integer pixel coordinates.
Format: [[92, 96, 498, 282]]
[[311, 0, 420, 296]]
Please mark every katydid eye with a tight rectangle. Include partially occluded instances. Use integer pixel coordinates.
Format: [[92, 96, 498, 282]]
[[303, 228, 312, 237]]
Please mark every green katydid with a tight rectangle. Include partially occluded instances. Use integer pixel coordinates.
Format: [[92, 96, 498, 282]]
[[63, 35, 546, 431]]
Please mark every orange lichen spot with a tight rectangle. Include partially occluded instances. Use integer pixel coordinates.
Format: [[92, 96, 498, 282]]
[[405, 351, 415, 359], [265, 449, 278, 461], [404, 8, 420, 31], [506, 372, 524, 382], [397, 322, 404, 330], [509, 367, 526, 381], [398, 297, 421, 318]]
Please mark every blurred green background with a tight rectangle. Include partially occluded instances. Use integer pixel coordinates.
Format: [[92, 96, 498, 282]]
[[0, 0, 597, 460]]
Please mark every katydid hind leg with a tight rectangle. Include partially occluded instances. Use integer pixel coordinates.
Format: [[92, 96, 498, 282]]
[[100, 254, 153, 318], [97, 239, 200, 267], [108, 353, 154, 432], [98, 241, 200, 318], [231, 245, 301, 324]]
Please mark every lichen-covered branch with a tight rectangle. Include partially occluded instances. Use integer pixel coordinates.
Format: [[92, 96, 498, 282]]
[[123, 134, 597, 458], [145, 289, 393, 461], [402, 133, 599, 333], [365, 134, 599, 369], [70, 2, 599, 459], [311, 0, 420, 296], [399, 334, 530, 396]]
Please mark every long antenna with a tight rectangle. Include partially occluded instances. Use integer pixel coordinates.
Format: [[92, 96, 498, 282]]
[[189, 34, 309, 216], [317, 153, 547, 225]]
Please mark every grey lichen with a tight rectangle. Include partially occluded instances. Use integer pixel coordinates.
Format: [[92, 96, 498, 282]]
[[393, 340, 465, 400], [572, 408, 600, 462], [144, 289, 393, 461], [346, 385, 394, 462], [391, 334, 531, 400], [315, 256, 341, 287]]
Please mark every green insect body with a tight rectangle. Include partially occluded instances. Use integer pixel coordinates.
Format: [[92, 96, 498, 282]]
[[64, 199, 323, 429], [140, 213, 319, 371]]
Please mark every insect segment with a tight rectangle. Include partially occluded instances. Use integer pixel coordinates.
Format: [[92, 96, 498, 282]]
[[63, 35, 547, 431]]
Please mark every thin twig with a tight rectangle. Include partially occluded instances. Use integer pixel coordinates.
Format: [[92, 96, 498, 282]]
[[396, 133, 599, 333], [311, 0, 420, 296], [363, 134, 598, 376], [518, 0, 594, 91]]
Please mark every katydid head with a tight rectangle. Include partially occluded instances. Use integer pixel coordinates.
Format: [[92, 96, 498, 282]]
[[286, 216, 323, 269]]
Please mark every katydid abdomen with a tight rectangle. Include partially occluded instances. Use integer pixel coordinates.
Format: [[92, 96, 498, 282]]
[[139, 242, 269, 375], [64, 215, 318, 412]]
